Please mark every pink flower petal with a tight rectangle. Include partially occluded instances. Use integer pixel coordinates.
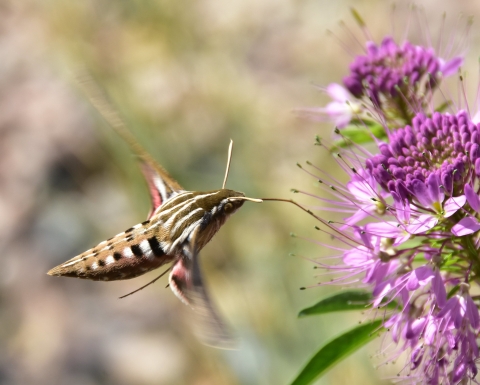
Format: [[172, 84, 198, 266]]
[[326, 83, 351, 102], [372, 280, 392, 307], [424, 319, 438, 345], [451, 217, 480, 236], [343, 248, 371, 266], [440, 56, 463, 77], [432, 271, 447, 308], [406, 266, 434, 291], [465, 295, 480, 329], [392, 191, 410, 223], [365, 221, 402, 238], [393, 234, 410, 246], [406, 214, 438, 234], [426, 174, 444, 207], [347, 179, 375, 200], [472, 111, 480, 124], [411, 179, 432, 207], [453, 297, 467, 328], [405, 317, 426, 339], [443, 195, 466, 217], [464, 184, 480, 212], [342, 205, 372, 228]]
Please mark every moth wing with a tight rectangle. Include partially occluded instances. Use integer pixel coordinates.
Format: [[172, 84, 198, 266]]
[[139, 159, 183, 219], [169, 244, 235, 349], [75, 71, 184, 217]]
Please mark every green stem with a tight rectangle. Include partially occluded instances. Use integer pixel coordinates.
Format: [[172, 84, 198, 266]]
[[461, 235, 480, 278], [395, 94, 413, 124]]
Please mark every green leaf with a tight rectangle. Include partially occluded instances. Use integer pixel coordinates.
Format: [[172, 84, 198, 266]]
[[298, 290, 397, 317], [330, 124, 386, 150], [298, 291, 373, 317], [290, 320, 383, 385], [447, 284, 460, 298]]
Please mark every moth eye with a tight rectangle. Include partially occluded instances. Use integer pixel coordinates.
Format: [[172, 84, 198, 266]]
[[223, 202, 234, 213]]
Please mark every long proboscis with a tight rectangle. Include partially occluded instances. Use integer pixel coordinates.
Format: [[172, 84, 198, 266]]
[[228, 197, 263, 203], [261, 197, 361, 245], [261, 197, 323, 217]]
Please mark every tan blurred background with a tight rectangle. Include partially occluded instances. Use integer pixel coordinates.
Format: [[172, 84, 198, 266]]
[[1, 1, 480, 384]]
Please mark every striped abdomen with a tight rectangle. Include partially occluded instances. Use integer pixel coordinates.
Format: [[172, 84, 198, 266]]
[[48, 221, 173, 281]]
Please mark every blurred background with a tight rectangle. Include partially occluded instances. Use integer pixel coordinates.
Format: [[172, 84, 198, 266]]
[[1, 0, 480, 384]]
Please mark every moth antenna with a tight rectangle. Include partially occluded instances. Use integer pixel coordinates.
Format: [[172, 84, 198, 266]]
[[222, 139, 233, 189], [75, 70, 182, 190], [228, 197, 263, 203], [119, 266, 171, 299]]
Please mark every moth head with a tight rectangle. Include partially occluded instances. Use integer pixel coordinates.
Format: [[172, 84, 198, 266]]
[[198, 190, 243, 217], [198, 190, 262, 220], [218, 190, 246, 215]]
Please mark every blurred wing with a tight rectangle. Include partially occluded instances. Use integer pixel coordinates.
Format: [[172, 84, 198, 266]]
[[169, 239, 235, 349], [75, 71, 184, 218], [140, 160, 183, 219]]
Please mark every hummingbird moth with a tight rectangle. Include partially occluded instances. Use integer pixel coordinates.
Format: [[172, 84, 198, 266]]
[[47, 75, 262, 348]]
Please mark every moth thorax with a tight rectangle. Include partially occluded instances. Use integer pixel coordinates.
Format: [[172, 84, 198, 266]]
[[192, 190, 245, 250]]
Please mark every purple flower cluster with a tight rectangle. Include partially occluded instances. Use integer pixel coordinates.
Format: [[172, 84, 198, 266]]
[[298, 15, 480, 385], [302, 35, 462, 129], [343, 37, 461, 108], [367, 111, 480, 198]]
